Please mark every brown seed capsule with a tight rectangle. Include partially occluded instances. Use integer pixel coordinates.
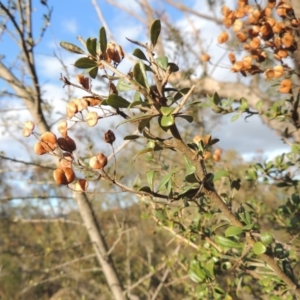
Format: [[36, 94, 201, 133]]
[[204, 151, 211, 160], [279, 79, 292, 94], [264, 69, 274, 80], [53, 168, 75, 185], [76, 74, 90, 90], [273, 65, 284, 78], [58, 120, 68, 138], [89, 153, 107, 169], [104, 130, 116, 144], [75, 179, 88, 192], [236, 32, 247, 42], [22, 121, 35, 137], [217, 32, 229, 44], [40, 132, 57, 152], [86, 111, 98, 127], [228, 52, 236, 64], [201, 54, 211, 62], [66, 101, 78, 119], [57, 136, 76, 152], [59, 153, 73, 168], [34, 141, 48, 155]]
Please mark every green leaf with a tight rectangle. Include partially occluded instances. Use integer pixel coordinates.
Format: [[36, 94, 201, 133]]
[[60, 42, 86, 54], [74, 57, 98, 69], [107, 94, 130, 108], [231, 114, 240, 122], [133, 61, 149, 88], [88, 67, 98, 79], [99, 27, 107, 54], [117, 113, 153, 128], [213, 170, 229, 181], [160, 106, 175, 116], [86, 38, 97, 56], [213, 92, 221, 105], [156, 56, 168, 70], [160, 115, 174, 127], [214, 235, 243, 249], [253, 241, 267, 255], [133, 148, 153, 161], [261, 232, 273, 246], [168, 62, 179, 72], [256, 100, 263, 113], [123, 135, 141, 140], [132, 48, 148, 61], [174, 88, 190, 101], [186, 165, 196, 176], [225, 226, 243, 237], [157, 173, 172, 192], [177, 114, 193, 123], [146, 170, 156, 189], [150, 19, 161, 47], [117, 79, 134, 92]]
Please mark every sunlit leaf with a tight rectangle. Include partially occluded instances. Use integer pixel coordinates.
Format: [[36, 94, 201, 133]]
[[160, 115, 174, 127], [225, 226, 243, 237], [214, 235, 243, 248], [146, 170, 156, 189], [117, 113, 153, 128], [261, 232, 273, 246], [117, 79, 134, 92], [213, 170, 229, 181], [157, 173, 172, 192], [231, 114, 240, 122], [156, 56, 168, 70], [133, 148, 153, 161], [160, 106, 175, 116], [253, 241, 267, 255], [60, 42, 86, 54]]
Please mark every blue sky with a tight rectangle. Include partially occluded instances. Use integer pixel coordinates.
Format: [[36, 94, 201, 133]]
[[0, 0, 291, 162]]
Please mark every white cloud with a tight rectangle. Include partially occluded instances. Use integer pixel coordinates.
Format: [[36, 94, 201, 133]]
[[62, 19, 78, 34]]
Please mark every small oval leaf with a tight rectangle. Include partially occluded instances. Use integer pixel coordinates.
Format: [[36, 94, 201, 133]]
[[99, 27, 107, 54], [107, 94, 130, 108], [86, 38, 97, 56], [132, 48, 148, 61], [74, 57, 98, 69], [225, 226, 243, 237], [160, 106, 175, 116], [150, 19, 161, 47], [253, 241, 267, 255], [160, 115, 174, 127], [60, 42, 86, 54]]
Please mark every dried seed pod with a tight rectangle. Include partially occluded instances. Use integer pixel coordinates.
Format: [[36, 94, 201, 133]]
[[204, 151, 211, 160], [279, 79, 292, 93], [231, 61, 244, 72], [57, 136, 76, 152], [58, 120, 68, 138], [228, 52, 236, 64], [75, 179, 88, 192], [249, 37, 260, 50], [264, 69, 275, 80], [273, 65, 284, 78], [233, 19, 243, 32], [34, 141, 48, 155], [236, 32, 247, 42], [83, 96, 102, 106], [201, 54, 211, 62], [22, 121, 35, 137], [53, 167, 75, 185], [66, 101, 78, 119], [217, 31, 229, 44], [40, 132, 57, 151], [76, 74, 90, 90], [281, 32, 294, 48], [86, 111, 99, 127], [116, 44, 125, 61], [89, 153, 107, 169], [59, 153, 73, 168], [104, 130, 116, 144]]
